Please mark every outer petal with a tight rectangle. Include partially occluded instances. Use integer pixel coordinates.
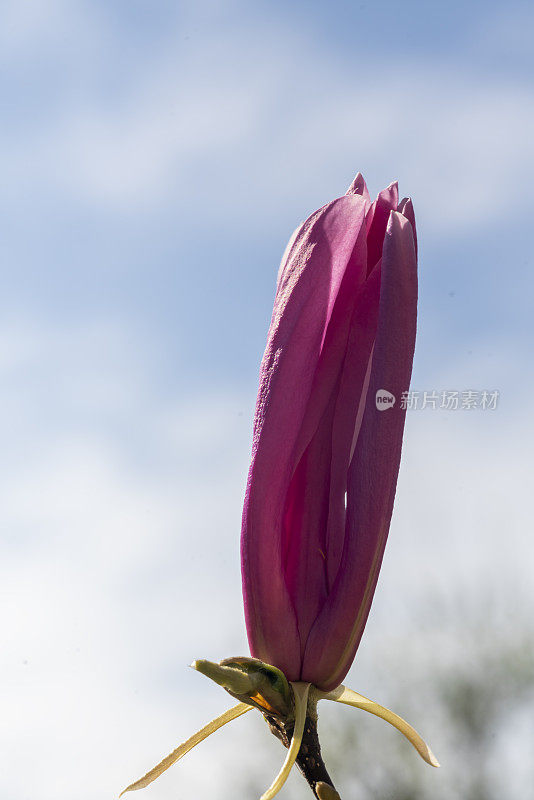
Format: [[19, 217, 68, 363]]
[[301, 211, 417, 690], [241, 193, 369, 679], [345, 172, 371, 201]]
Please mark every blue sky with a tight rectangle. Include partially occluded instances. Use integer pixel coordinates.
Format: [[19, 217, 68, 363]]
[[3, 0, 533, 390], [1, 1, 533, 798]]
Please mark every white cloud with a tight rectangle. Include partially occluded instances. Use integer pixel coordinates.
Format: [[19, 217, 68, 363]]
[[1, 5, 533, 236], [0, 317, 253, 798]]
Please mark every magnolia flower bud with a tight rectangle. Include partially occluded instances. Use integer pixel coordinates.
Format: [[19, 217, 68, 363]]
[[241, 174, 418, 691]]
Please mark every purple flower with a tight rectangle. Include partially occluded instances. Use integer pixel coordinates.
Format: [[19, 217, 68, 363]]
[[121, 175, 438, 800], [241, 174, 418, 691]]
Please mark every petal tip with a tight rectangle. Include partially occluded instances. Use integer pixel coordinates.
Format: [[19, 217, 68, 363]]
[[346, 172, 370, 199], [387, 209, 410, 233]]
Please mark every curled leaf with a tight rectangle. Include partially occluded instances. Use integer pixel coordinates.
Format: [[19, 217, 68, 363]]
[[318, 684, 440, 767], [119, 702, 252, 796]]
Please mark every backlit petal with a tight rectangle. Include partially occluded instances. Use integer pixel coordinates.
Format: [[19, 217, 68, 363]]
[[302, 211, 417, 690], [242, 194, 369, 679]]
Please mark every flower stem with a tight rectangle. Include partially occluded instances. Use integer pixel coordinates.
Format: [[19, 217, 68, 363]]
[[263, 710, 339, 800]]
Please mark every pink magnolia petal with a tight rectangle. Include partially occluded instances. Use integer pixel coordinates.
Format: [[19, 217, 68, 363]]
[[281, 388, 336, 645], [241, 193, 369, 679], [345, 172, 371, 201], [366, 182, 399, 273], [398, 196, 418, 259], [276, 224, 301, 295], [282, 269, 380, 651], [280, 221, 375, 657], [324, 266, 381, 592], [301, 211, 417, 690], [289, 215, 369, 470]]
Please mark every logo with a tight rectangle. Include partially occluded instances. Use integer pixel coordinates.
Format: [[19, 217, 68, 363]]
[[375, 389, 395, 410]]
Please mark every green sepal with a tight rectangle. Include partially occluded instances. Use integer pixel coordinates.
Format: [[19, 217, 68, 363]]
[[193, 656, 292, 717]]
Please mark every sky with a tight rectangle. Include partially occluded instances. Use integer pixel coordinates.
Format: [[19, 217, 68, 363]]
[[1, 1, 533, 799]]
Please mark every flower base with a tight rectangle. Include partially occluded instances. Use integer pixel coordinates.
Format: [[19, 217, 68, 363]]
[[119, 656, 438, 800]]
